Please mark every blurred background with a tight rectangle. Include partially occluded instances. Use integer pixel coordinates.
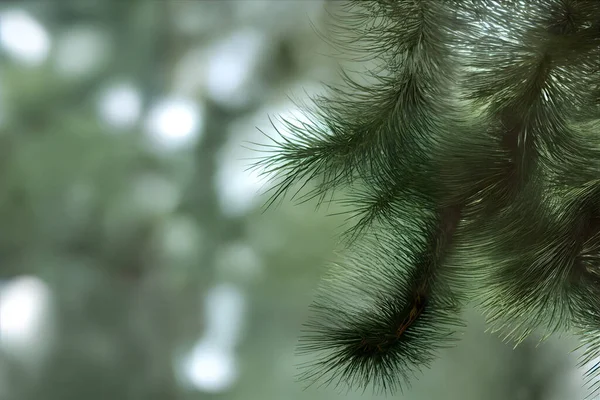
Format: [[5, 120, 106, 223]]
[[0, 1, 592, 399]]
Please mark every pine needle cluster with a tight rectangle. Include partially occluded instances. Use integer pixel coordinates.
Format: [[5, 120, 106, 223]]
[[252, 0, 600, 396]]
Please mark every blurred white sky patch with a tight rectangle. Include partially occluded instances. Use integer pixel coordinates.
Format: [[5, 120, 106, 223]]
[[179, 340, 238, 394], [203, 283, 246, 349], [214, 92, 328, 218], [572, 348, 600, 400], [97, 82, 142, 130], [173, 29, 273, 104], [177, 283, 246, 393], [0, 9, 50, 66], [53, 25, 111, 79], [204, 28, 268, 109], [268, 80, 330, 141], [273, 105, 318, 140], [0, 276, 54, 364], [144, 96, 204, 152], [214, 155, 264, 218], [215, 120, 265, 218]]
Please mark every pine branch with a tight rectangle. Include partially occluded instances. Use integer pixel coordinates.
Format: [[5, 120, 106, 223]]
[[296, 203, 463, 394], [443, 0, 600, 342], [253, 0, 600, 396], [250, 0, 468, 214]]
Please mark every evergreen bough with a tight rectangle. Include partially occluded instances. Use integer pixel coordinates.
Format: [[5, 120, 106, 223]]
[[253, 0, 600, 396]]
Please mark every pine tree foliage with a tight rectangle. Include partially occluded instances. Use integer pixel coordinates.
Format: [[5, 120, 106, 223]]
[[253, 0, 600, 396], [296, 204, 463, 394]]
